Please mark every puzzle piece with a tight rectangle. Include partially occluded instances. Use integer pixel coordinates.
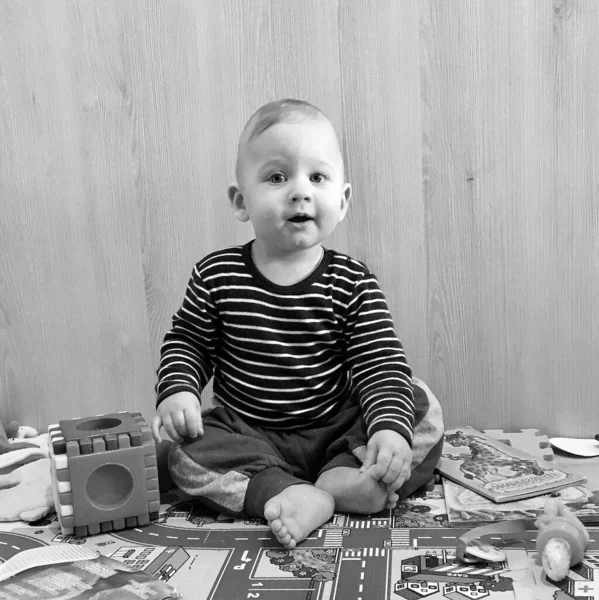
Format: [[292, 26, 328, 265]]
[[484, 429, 555, 462]]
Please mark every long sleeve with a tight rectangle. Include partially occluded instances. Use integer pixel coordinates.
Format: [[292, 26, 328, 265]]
[[155, 264, 218, 406], [344, 272, 415, 443], [156, 244, 416, 435]]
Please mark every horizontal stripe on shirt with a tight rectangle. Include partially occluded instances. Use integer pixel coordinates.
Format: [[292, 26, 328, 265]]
[[156, 241, 415, 441]]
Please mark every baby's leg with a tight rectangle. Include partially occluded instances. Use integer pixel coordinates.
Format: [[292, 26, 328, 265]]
[[264, 484, 334, 550], [169, 406, 336, 549], [168, 407, 308, 519], [315, 466, 391, 514], [319, 378, 444, 511]]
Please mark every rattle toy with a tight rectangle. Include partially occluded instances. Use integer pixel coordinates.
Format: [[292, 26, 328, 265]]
[[456, 497, 590, 583], [535, 496, 590, 581], [457, 519, 530, 563]]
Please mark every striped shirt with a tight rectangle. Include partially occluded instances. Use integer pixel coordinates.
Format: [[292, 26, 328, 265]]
[[156, 241, 415, 442]]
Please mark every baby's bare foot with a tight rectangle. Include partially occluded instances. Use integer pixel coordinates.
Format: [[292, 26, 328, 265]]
[[316, 466, 389, 514], [264, 484, 334, 550]]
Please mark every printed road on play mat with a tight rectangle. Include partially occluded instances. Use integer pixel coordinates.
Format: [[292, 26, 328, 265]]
[[1, 485, 598, 600]]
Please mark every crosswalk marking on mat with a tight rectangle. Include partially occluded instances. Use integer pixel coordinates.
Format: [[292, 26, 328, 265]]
[[342, 548, 387, 557], [323, 530, 345, 547], [389, 529, 411, 547]]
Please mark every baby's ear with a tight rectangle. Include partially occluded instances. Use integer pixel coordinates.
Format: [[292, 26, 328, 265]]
[[338, 183, 352, 222], [343, 183, 352, 203], [228, 182, 249, 222]]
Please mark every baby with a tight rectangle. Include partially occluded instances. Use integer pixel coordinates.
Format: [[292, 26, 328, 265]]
[[152, 99, 444, 548]]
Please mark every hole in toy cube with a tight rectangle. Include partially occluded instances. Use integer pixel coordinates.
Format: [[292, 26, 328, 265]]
[[86, 464, 134, 508], [76, 417, 122, 432]]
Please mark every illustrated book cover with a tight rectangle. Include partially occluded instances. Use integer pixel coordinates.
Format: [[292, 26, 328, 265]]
[[443, 479, 599, 526], [0, 553, 181, 599], [437, 427, 587, 503]]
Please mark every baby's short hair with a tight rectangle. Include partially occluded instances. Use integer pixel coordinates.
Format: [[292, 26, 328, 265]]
[[243, 99, 326, 143], [235, 99, 331, 181]]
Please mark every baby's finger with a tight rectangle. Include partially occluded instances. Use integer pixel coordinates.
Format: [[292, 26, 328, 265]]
[[184, 407, 203, 438], [387, 464, 411, 493], [381, 455, 404, 485], [371, 449, 393, 481], [171, 411, 189, 439], [151, 415, 163, 444], [196, 409, 204, 436], [359, 445, 378, 473], [385, 491, 400, 509], [162, 416, 183, 443]]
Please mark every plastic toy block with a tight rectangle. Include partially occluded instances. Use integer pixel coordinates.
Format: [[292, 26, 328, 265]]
[[140, 427, 153, 444], [118, 433, 131, 448], [48, 425, 67, 455], [59, 515, 75, 531], [484, 428, 555, 462], [49, 411, 159, 537], [145, 466, 158, 480], [105, 434, 118, 450], [92, 437, 105, 453], [66, 440, 80, 457], [58, 412, 140, 443], [56, 469, 70, 482], [59, 492, 73, 506]]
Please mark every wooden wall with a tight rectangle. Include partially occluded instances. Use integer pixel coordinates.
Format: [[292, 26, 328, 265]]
[[1, 0, 597, 437]]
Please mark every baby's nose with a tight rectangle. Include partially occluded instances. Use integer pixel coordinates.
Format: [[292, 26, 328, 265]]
[[291, 192, 311, 202], [289, 180, 312, 202]]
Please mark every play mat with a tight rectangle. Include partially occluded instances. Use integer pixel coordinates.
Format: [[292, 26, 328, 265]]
[[0, 429, 597, 599]]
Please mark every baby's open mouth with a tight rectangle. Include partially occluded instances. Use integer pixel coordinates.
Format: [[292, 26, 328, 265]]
[[288, 215, 313, 223]]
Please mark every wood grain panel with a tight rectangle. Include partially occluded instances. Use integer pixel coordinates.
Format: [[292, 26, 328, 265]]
[[421, 0, 598, 435], [1, 0, 597, 437], [540, 0, 598, 434], [338, 0, 427, 376], [131, 0, 349, 409], [0, 1, 154, 428]]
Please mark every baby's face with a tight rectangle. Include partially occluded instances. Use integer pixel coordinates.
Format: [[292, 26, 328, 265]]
[[234, 118, 351, 256]]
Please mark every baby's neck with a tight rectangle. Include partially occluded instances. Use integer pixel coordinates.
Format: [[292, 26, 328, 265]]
[[252, 244, 324, 287]]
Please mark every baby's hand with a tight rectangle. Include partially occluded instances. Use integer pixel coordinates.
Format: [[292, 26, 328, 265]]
[[151, 391, 203, 444], [359, 429, 412, 493]]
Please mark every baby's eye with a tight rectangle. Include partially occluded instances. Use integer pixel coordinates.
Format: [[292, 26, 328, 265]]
[[268, 172, 287, 184], [310, 172, 327, 184]]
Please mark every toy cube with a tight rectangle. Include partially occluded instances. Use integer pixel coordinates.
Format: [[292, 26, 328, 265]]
[[48, 411, 160, 537]]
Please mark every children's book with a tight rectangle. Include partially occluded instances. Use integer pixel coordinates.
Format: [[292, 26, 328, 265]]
[[437, 427, 587, 503], [0, 553, 181, 599], [443, 479, 599, 526]]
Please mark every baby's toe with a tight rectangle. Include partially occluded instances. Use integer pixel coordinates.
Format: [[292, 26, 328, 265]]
[[275, 528, 292, 546], [269, 518, 283, 533], [277, 525, 289, 539]]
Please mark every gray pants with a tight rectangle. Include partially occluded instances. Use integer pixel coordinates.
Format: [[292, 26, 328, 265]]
[[169, 378, 444, 518]]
